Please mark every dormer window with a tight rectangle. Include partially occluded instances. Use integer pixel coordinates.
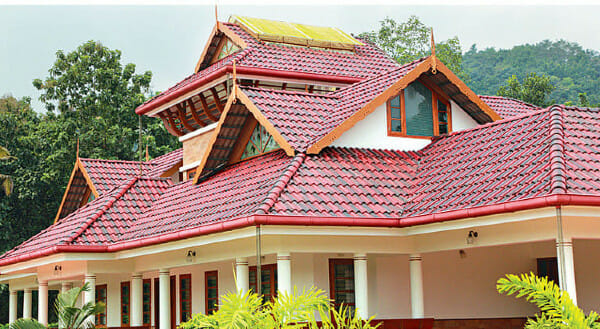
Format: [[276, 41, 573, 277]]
[[241, 122, 279, 160], [387, 80, 451, 138]]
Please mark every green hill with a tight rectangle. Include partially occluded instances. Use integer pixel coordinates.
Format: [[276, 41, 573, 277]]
[[463, 40, 600, 106]]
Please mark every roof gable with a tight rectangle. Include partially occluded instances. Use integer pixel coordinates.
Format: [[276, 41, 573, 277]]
[[195, 22, 249, 73]]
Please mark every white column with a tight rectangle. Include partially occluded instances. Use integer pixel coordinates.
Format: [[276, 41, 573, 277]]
[[557, 238, 578, 304], [83, 274, 96, 327], [23, 288, 33, 319], [353, 253, 368, 318], [9, 289, 17, 324], [59, 282, 72, 329], [159, 269, 171, 329], [235, 258, 249, 293], [61, 282, 72, 294], [38, 282, 49, 325], [277, 252, 292, 295], [409, 254, 425, 318], [131, 273, 143, 327]]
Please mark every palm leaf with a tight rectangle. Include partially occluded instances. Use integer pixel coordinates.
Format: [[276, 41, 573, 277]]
[[8, 319, 46, 329]]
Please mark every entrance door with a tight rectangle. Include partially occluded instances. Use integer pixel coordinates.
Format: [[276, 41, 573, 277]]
[[154, 276, 177, 329]]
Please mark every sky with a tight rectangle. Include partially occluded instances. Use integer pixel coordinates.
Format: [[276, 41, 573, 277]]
[[1, 4, 599, 112]]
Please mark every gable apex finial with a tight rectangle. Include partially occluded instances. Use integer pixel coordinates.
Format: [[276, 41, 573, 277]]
[[430, 27, 435, 57], [76, 136, 80, 159], [215, 3, 218, 23]]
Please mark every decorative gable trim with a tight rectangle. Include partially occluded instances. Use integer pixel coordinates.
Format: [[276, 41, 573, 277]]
[[307, 56, 501, 154], [54, 158, 100, 223], [194, 22, 248, 73], [192, 86, 295, 184]]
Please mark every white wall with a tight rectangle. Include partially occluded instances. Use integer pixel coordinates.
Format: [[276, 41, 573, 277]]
[[573, 239, 600, 313], [331, 101, 479, 152]]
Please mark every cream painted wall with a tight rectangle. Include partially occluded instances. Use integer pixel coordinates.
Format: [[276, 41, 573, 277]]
[[573, 239, 600, 313], [330, 101, 479, 151], [423, 241, 555, 319]]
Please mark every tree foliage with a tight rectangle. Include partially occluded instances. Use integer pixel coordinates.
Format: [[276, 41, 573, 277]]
[[497, 273, 600, 329], [497, 72, 555, 107], [464, 40, 600, 106], [0, 41, 178, 323], [359, 16, 469, 81], [0, 146, 15, 196]]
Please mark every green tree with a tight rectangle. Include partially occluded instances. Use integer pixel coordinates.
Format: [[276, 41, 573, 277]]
[[359, 16, 469, 81], [497, 72, 555, 107], [497, 273, 600, 329], [55, 283, 104, 329], [0, 146, 15, 196], [32, 40, 178, 163]]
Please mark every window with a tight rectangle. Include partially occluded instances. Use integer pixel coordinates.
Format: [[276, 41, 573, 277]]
[[214, 38, 240, 62], [387, 80, 451, 138], [241, 122, 279, 160], [205, 271, 218, 314], [187, 168, 196, 181], [538, 258, 559, 284], [180, 274, 192, 322], [249, 264, 278, 302], [329, 259, 355, 312], [95, 285, 107, 327], [121, 281, 130, 326], [142, 279, 151, 326]]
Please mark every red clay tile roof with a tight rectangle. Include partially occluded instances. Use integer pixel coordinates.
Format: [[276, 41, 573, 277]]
[[479, 95, 542, 119], [137, 22, 399, 114], [80, 148, 182, 195], [1, 177, 171, 260], [3, 106, 600, 265]]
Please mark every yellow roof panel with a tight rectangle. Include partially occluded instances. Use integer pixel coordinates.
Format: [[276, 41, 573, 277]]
[[230, 15, 363, 48]]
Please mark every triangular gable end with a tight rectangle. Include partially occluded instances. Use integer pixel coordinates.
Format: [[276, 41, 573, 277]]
[[192, 86, 294, 184], [307, 56, 502, 154], [54, 158, 100, 223], [194, 22, 248, 73]]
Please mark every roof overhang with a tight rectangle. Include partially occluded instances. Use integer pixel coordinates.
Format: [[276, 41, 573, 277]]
[[3, 194, 600, 270]]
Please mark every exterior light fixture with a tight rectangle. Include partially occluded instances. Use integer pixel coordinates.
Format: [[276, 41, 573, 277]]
[[459, 250, 467, 259], [53, 265, 62, 276], [466, 230, 478, 244], [186, 250, 196, 263]]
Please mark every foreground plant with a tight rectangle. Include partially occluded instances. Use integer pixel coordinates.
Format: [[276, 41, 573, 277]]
[[56, 283, 104, 329], [180, 286, 379, 329], [497, 272, 600, 329]]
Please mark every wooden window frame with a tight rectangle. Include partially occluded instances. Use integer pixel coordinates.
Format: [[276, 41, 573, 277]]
[[180, 274, 192, 322], [328, 258, 356, 310], [186, 168, 197, 181], [249, 263, 278, 302], [142, 279, 152, 327], [120, 281, 131, 327], [95, 284, 108, 328], [205, 271, 219, 315], [386, 78, 452, 139]]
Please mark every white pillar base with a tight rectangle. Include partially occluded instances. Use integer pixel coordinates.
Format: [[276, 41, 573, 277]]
[[235, 258, 249, 293], [354, 253, 368, 318], [131, 273, 143, 327], [557, 239, 578, 305], [39, 282, 49, 325], [9, 290, 18, 324], [277, 253, 291, 295], [159, 269, 171, 329], [23, 288, 33, 319], [409, 254, 425, 318]]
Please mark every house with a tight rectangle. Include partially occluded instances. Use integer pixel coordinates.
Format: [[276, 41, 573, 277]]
[[2, 15, 600, 329]]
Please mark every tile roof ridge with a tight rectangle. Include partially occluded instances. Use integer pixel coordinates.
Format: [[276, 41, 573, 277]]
[[479, 95, 542, 109], [548, 105, 567, 195], [239, 86, 339, 98], [324, 145, 422, 159], [62, 176, 140, 246], [79, 157, 152, 165], [255, 153, 306, 215]]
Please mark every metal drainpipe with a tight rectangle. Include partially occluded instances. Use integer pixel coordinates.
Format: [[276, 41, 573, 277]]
[[256, 225, 262, 297], [556, 206, 567, 290]]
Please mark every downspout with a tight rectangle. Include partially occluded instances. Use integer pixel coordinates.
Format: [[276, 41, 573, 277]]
[[556, 206, 567, 290], [255, 225, 262, 296]]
